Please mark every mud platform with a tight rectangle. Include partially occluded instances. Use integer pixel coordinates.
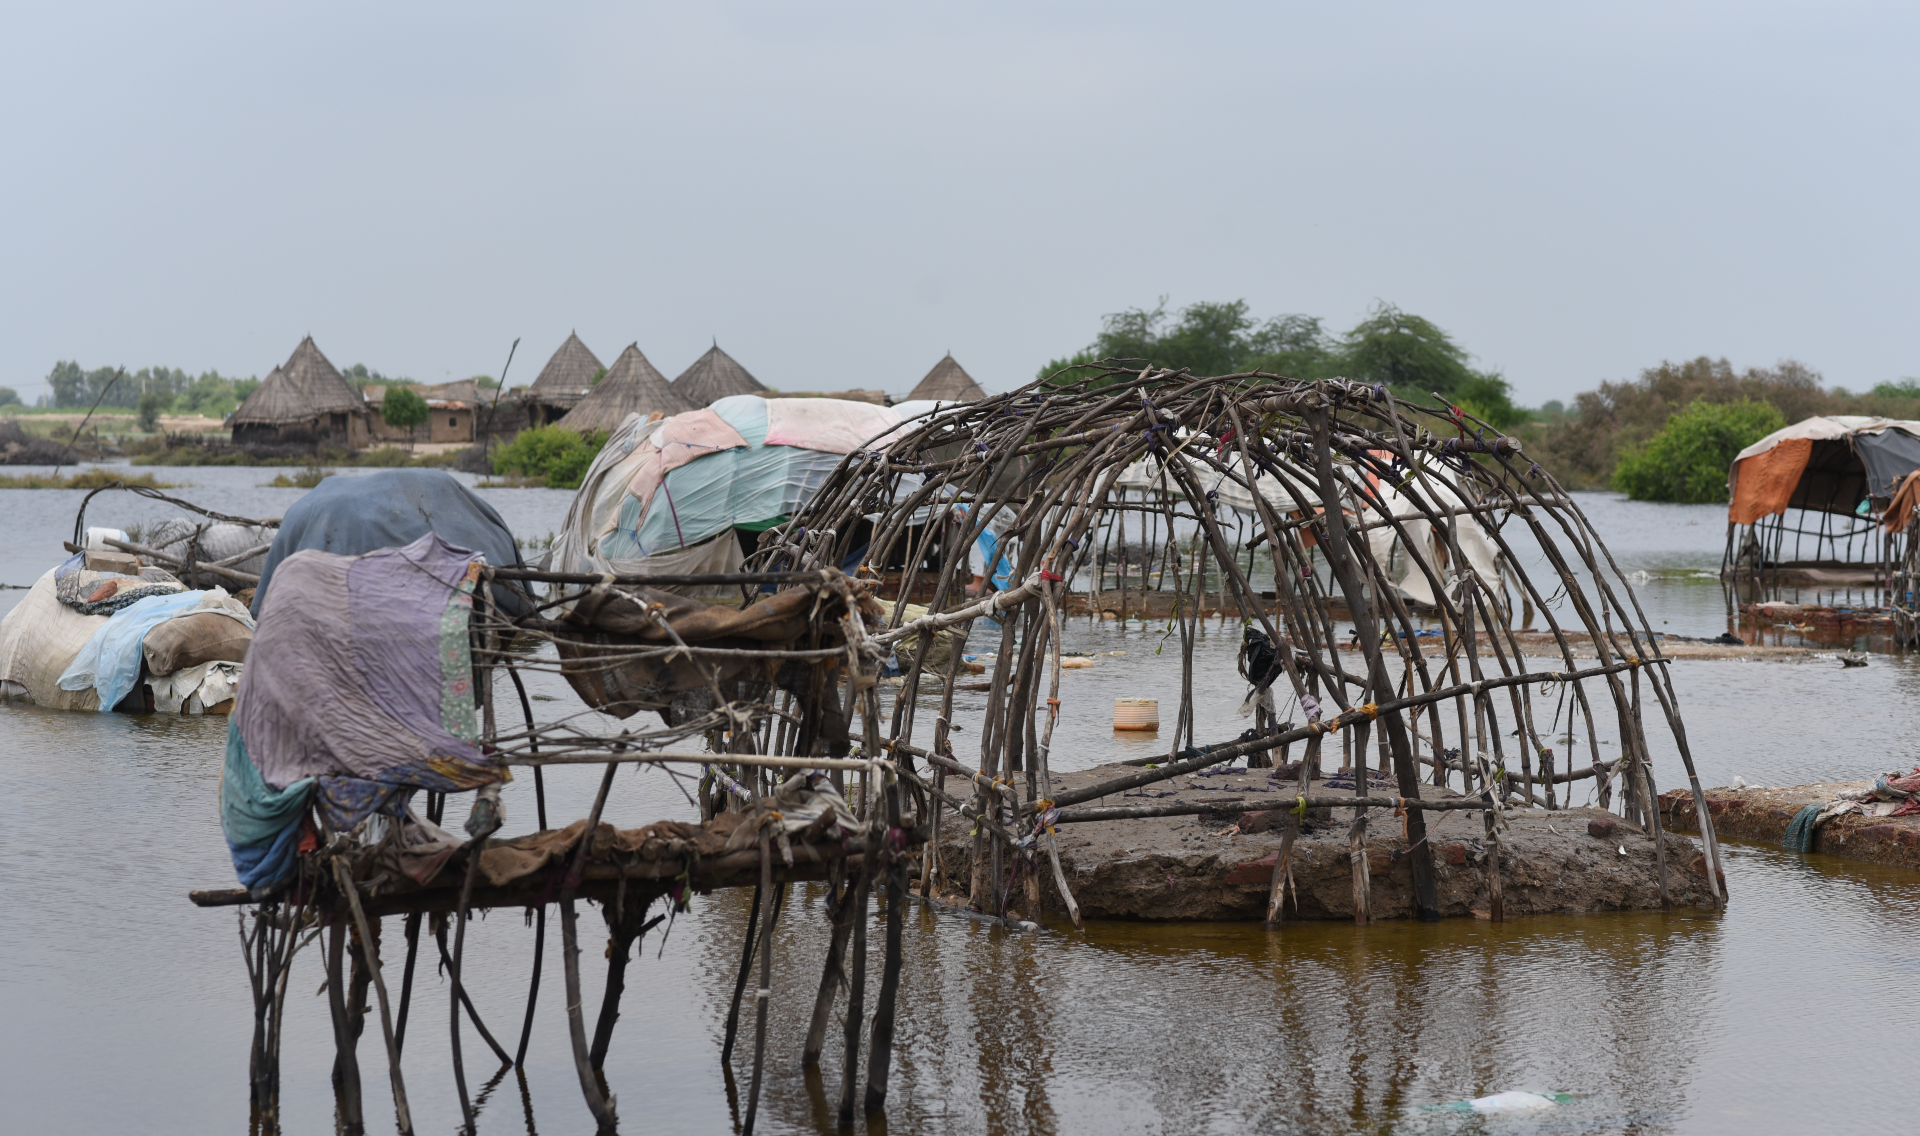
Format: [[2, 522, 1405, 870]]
[[937, 763, 1721, 922], [1662, 783, 1920, 871]]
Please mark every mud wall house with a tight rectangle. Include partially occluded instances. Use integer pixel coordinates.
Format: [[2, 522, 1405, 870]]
[[227, 336, 370, 448], [669, 343, 768, 407], [364, 380, 479, 444], [555, 343, 694, 434], [520, 331, 603, 427]]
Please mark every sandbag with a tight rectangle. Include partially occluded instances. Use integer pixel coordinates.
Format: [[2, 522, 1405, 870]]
[[0, 569, 109, 709], [144, 611, 253, 673]]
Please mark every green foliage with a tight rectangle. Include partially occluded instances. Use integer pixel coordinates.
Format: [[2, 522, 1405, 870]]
[[344, 363, 414, 386], [381, 385, 430, 430], [1611, 398, 1785, 503], [1038, 299, 1338, 386], [0, 387, 20, 408], [136, 391, 167, 432], [44, 361, 259, 417], [1872, 378, 1920, 398], [1037, 299, 1517, 423], [473, 374, 499, 390], [1521, 357, 1836, 489], [589, 367, 608, 386], [1337, 304, 1474, 396], [267, 465, 329, 488], [0, 469, 175, 489], [491, 425, 606, 489]]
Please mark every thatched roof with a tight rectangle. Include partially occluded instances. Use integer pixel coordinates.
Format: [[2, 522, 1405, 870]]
[[556, 343, 693, 433], [526, 332, 604, 408], [671, 343, 768, 406], [231, 337, 366, 424], [907, 353, 987, 402]]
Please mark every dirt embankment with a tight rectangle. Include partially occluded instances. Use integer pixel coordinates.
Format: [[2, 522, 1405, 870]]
[[1662, 783, 1920, 871], [935, 763, 1719, 922]]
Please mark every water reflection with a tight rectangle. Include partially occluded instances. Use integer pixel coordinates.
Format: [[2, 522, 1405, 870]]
[[6, 481, 1920, 1134]]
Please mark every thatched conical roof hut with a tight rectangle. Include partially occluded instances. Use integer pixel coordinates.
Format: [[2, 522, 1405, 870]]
[[556, 343, 693, 434], [906, 353, 987, 402], [522, 332, 604, 426], [671, 343, 767, 406], [230, 336, 370, 448]]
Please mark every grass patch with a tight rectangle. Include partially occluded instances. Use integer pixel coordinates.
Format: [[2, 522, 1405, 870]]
[[266, 464, 328, 488], [491, 426, 606, 489], [0, 469, 176, 489]]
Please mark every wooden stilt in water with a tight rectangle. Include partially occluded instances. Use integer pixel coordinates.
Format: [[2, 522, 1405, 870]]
[[325, 919, 366, 1134], [864, 781, 908, 1114], [514, 907, 544, 1067], [836, 859, 873, 1127], [393, 911, 421, 1055], [590, 897, 661, 1070], [803, 870, 855, 1067], [561, 763, 621, 1132], [743, 831, 780, 1135], [330, 860, 414, 1136], [720, 884, 764, 1065]]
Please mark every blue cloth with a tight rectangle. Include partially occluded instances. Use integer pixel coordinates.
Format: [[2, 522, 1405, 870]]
[[1781, 803, 1822, 853], [252, 468, 525, 616], [57, 590, 238, 711], [221, 721, 314, 888]]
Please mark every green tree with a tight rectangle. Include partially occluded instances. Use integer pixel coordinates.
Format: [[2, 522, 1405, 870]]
[[1612, 398, 1785, 503], [1037, 298, 1338, 385], [381, 385, 430, 447], [0, 387, 20, 408], [137, 390, 169, 432], [492, 425, 606, 489]]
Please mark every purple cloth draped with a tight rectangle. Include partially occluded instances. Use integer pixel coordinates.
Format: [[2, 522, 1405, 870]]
[[235, 532, 504, 831]]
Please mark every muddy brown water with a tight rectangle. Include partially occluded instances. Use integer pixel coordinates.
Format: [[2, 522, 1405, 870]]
[[5, 469, 1920, 1133]]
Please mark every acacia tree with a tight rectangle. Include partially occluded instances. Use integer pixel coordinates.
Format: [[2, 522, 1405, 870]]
[[381, 385, 429, 449]]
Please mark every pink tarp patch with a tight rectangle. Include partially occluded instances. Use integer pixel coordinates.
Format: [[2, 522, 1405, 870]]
[[763, 398, 902, 455], [623, 409, 748, 512]]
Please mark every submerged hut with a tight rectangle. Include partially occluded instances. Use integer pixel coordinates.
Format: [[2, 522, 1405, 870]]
[[229, 337, 370, 449], [555, 343, 693, 434], [1724, 416, 1920, 590], [522, 332, 605, 427], [905, 353, 987, 402], [671, 343, 768, 406]]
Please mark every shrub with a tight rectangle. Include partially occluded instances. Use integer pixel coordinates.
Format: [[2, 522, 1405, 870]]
[[491, 425, 606, 489], [1612, 398, 1785, 503]]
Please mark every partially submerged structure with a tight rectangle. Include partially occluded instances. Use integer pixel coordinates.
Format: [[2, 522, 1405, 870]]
[[749, 367, 1726, 928], [0, 485, 269, 713], [520, 332, 604, 428], [180, 373, 1728, 1134], [555, 343, 693, 435], [229, 337, 370, 449], [906, 353, 987, 402], [1724, 415, 1920, 594], [670, 343, 768, 406]]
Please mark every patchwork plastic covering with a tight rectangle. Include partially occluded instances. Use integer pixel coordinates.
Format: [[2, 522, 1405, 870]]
[[554, 396, 919, 576]]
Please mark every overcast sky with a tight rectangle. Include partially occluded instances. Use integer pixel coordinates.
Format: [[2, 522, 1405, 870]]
[[3, 2, 1915, 405]]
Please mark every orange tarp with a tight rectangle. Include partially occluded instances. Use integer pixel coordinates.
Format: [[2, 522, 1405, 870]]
[[1729, 437, 1813, 525], [1885, 470, 1920, 533]]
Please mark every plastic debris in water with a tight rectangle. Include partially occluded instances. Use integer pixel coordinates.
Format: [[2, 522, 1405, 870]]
[[1431, 1091, 1577, 1114]]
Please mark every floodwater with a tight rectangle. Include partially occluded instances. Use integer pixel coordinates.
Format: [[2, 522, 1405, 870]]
[[4, 468, 1920, 1134]]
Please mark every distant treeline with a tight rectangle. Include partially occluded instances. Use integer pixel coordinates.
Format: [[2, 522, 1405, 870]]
[[1039, 299, 1523, 426], [1521, 357, 1920, 493], [31, 360, 496, 424], [42, 362, 262, 419]]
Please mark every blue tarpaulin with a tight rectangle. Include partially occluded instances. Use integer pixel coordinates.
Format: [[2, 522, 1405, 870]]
[[252, 468, 525, 616]]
